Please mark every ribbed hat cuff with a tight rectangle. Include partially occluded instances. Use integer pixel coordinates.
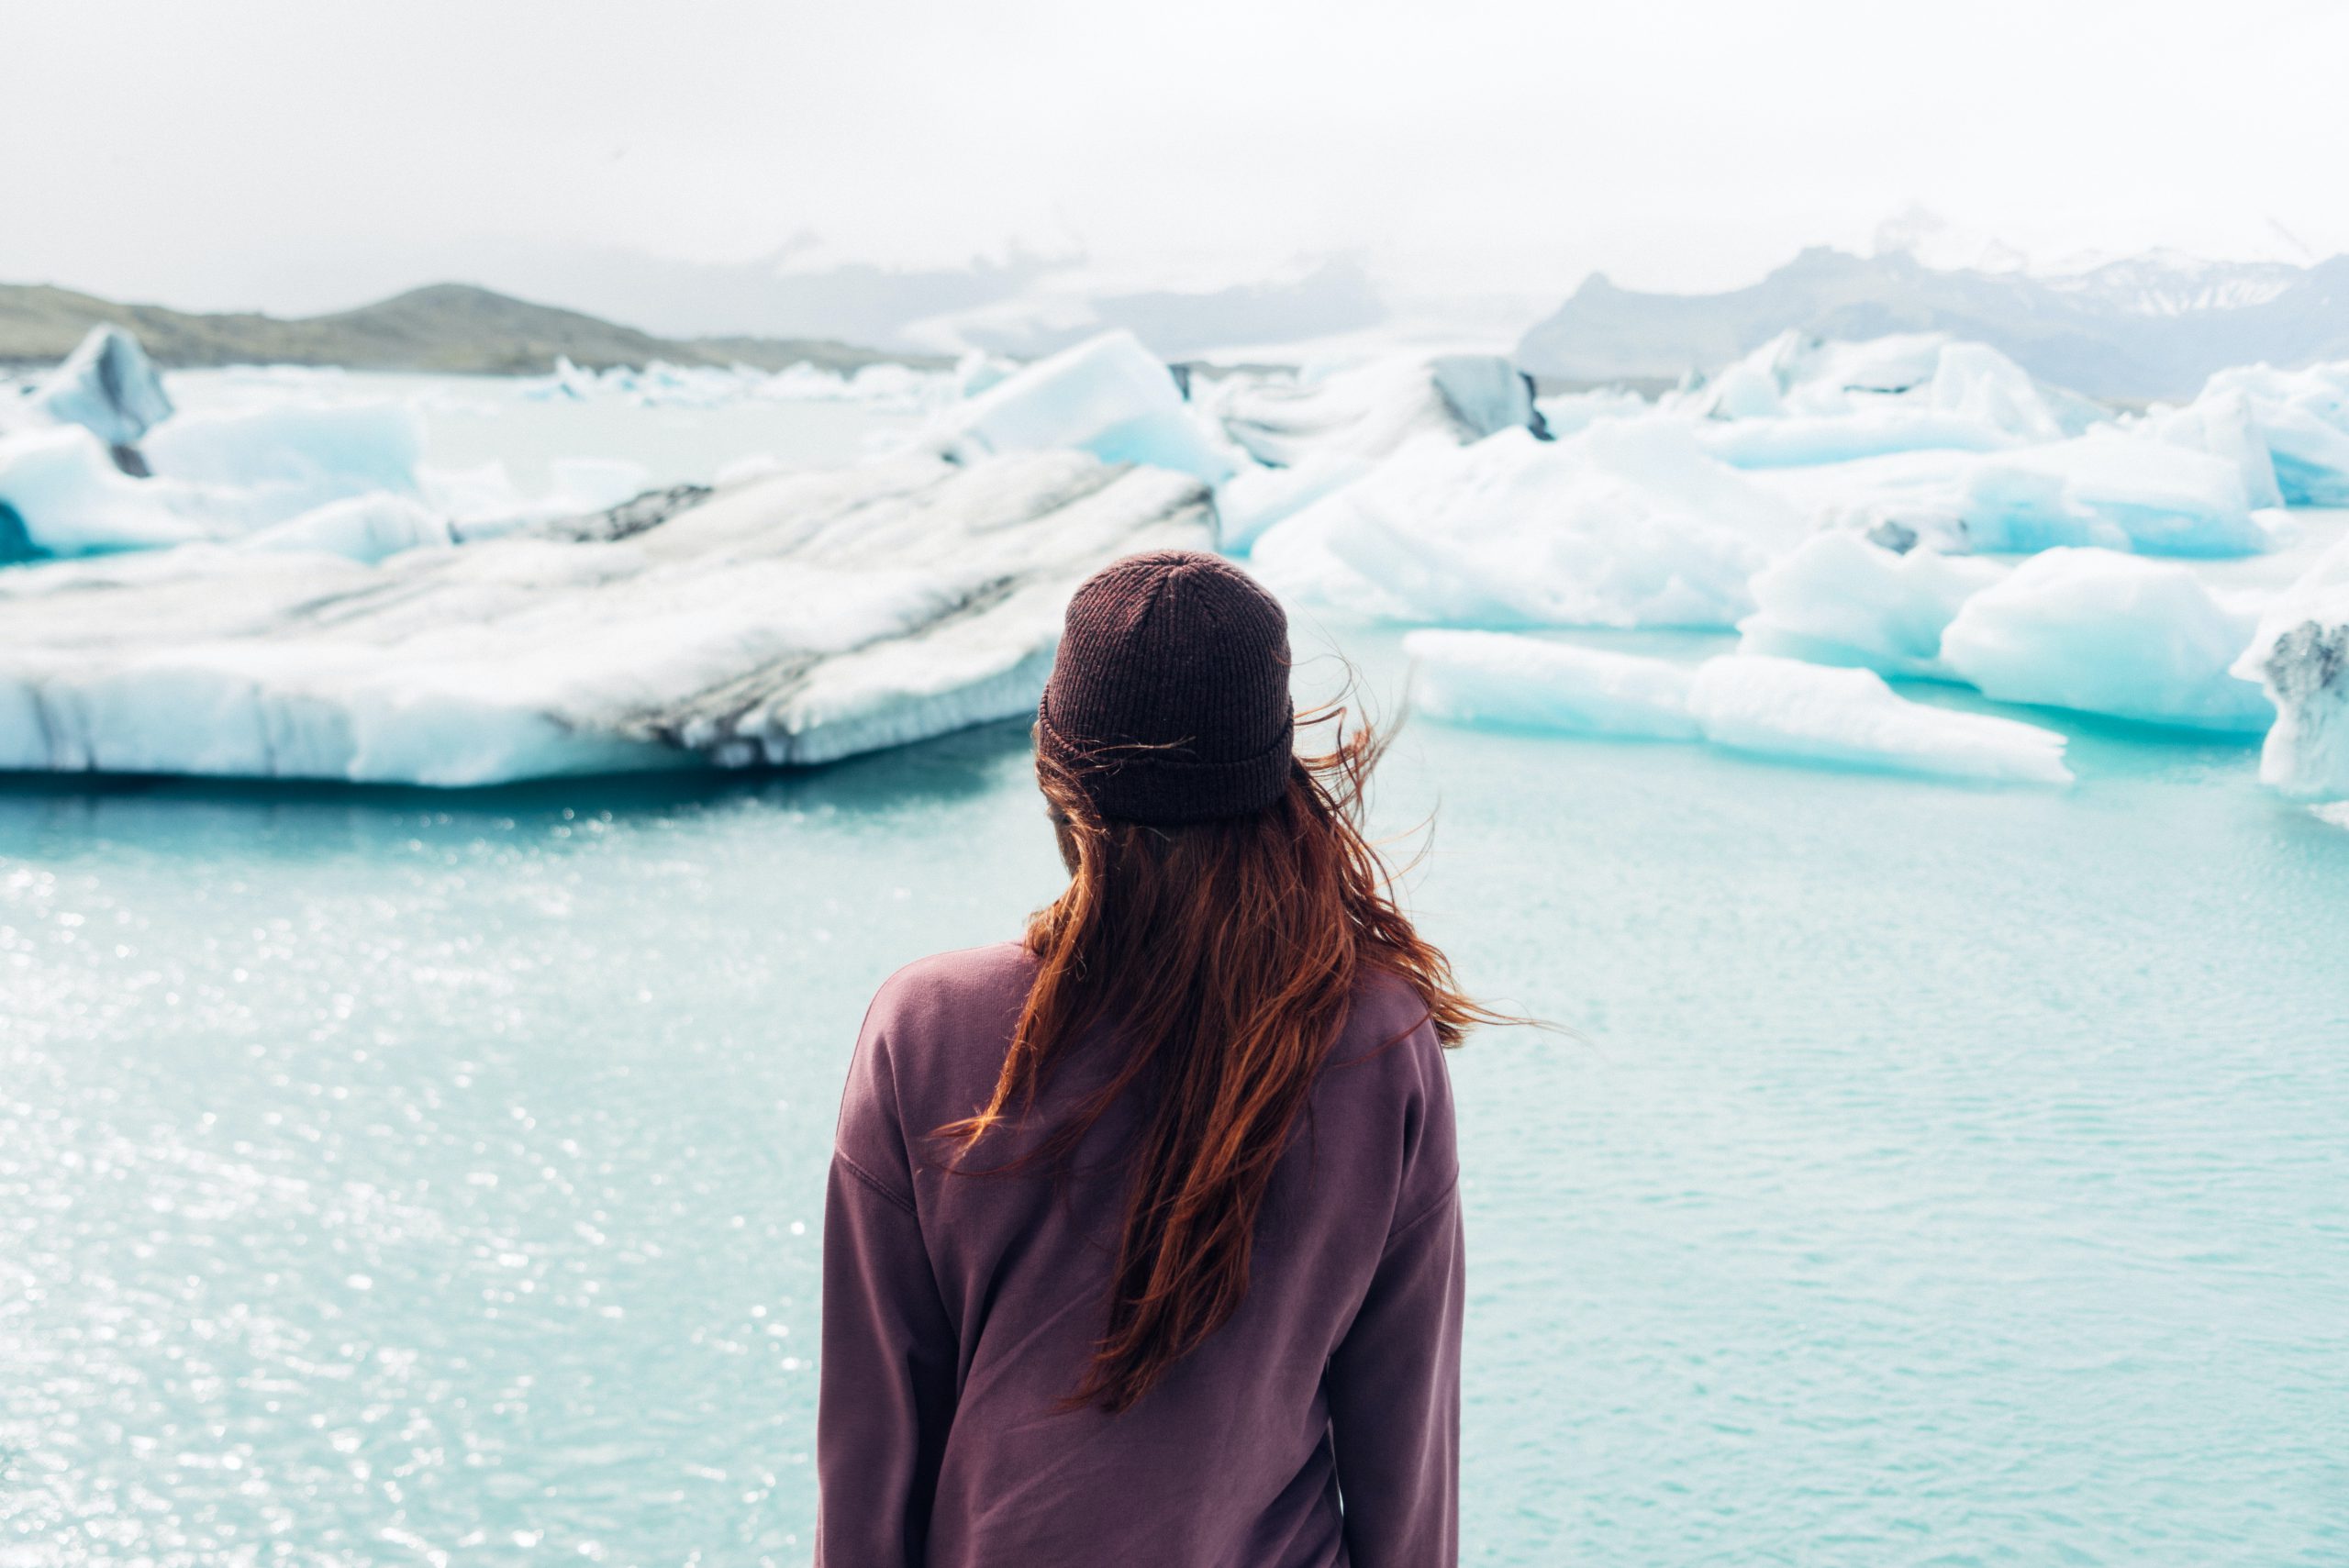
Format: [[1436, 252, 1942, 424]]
[[1036, 700, 1295, 826]]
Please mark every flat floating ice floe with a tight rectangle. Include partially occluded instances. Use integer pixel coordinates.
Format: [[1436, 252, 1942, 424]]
[[0, 450, 1212, 786], [1407, 629, 2073, 785]]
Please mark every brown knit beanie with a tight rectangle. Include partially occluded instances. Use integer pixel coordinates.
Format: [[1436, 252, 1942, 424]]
[[1037, 550, 1295, 825]]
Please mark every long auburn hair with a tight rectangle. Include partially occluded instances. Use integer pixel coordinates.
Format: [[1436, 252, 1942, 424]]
[[936, 701, 1501, 1414]]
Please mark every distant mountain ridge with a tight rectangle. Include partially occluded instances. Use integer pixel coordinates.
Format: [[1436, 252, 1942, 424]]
[[1517, 247, 2349, 402], [0, 282, 932, 374]]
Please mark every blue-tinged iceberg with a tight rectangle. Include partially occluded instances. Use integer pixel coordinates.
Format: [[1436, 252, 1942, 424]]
[[1749, 431, 2270, 558], [1675, 332, 2106, 466], [1940, 549, 2273, 732], [2183, 362, 2349, 506], [927, 329, 1237, 483], [0, 451, 1212, 785], [1252, 422, 1804, 628], [1406, 629, 2072, 784], [16, 325, 175, 451], [1202, 353, 1542, 548], [1738, 531, 2003, 678]]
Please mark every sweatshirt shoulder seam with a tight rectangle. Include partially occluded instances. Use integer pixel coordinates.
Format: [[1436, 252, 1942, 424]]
[[836, 1149, 919, 1218], [1387, 1172, 1460, 1248]]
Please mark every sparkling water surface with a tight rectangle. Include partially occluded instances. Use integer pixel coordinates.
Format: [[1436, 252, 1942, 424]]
[[5, 387, 2347, 1565]]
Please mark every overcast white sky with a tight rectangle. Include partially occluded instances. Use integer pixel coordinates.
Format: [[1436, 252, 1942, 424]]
[[7, 0, 2348, 321]]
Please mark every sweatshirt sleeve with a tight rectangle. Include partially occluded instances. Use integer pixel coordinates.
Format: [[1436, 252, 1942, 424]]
[[1324, 1030, 1464, 1568], [815, 998, 959, 1568]]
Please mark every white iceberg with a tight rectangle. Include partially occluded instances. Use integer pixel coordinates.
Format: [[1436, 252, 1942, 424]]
[[1676, 332, 2104, 465], [1738, 531, 2004, 678], [1939, 549, 2272, 732], [142, 398, 423, 508], [1212, 450, 1372, 551], [23, 325, 175, 451], [0, 394, 430, 560], [1751, 428, 2268, 558], [0, 426, 212, 557], [2187, 361, 2349, 506], [0, 450, 1213, 785], [2233, 537, 2349, 799], [1533, 386, 1648, 439], [1206, 354, 1539, 470], [1404, 629, 2071, 784], [1687, 654, 2074, 784], [1252, 422, 1804, 629], [1405, 628, 1700, 740], [240, 494, 455, 563], [929, 329, 1234, 484], [2132, 385, 2287, 512]]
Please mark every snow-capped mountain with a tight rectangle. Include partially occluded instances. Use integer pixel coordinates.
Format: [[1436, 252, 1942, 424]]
[[1518, 247, 2349, 401]]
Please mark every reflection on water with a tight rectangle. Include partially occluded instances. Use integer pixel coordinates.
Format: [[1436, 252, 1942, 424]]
[[4, 631, 2346, 1566]]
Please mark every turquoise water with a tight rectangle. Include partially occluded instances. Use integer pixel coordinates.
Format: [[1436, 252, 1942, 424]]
[[5, 619, 2346, 1566]]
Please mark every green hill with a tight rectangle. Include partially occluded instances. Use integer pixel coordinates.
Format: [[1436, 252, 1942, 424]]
[[0, 281, 938, 374]]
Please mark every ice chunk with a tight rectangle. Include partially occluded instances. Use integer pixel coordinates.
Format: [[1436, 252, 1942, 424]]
[[0, 450, 1214, 785], [1205, 354, 1538, 469], [1997, 429, 2265, 557], [2233, 537, 2349, 799], [1252, 422, 1804, 628], [1404, 628, 1700, 740], [1404, 628, 2071, 784], [953, 349, 1018, 399], [0, 426, 207, 556], [929, 329, 1234, 483], [143, 398, 424, 510], [1939, 548, 2271, 731], [1695, 409, 2023, 468], [1687, 654, 2074, 784], [1213, 451, 1371, 551], [241, 494, 454, 562], [1752, 430, 2268, 557], [1676, 332, 2102, 448], [28, 326, 174, 450], [1739, 531, 2004, 677], [2189, 362, 2349, 506], [1533, 387, 1648, 439], [2133, 386, 2286, 511]]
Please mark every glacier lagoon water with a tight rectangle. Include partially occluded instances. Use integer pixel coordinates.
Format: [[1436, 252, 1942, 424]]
[[5, 383, 2348, 1564], [6, 639, 2346, 1567]]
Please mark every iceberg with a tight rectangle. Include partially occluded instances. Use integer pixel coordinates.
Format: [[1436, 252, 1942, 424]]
[[2234, 537, 2349, 798], [1676, 332, 2105, 463], [1738, 531, 2004, 678], [1939, 549, 2272, 732], [2188, 362, 2349, 506], [1405, 629, 1701, 740], [1404, 629, 2071, 784], [24, 325, 175, 455], [0, 426, 213, 557], [1205, 354, 1541, 470], [1687, 654, 2074, 784], [1532, 387, 1648, 439], [929, 329, 1235, 483], [1251, 422, 1805, 629], [240, 494, 455, 562], [1212, 450, 1372, 551], [142, 398, 424, 506], [0, 450, 1213, 785], [0, 395, 429, 559], [1751, 429, 2268, 558], [2132, 386, 2286, 512]]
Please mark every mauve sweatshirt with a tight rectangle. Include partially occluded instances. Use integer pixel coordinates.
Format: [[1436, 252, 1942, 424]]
[[817, 942, 1463, 1568]]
